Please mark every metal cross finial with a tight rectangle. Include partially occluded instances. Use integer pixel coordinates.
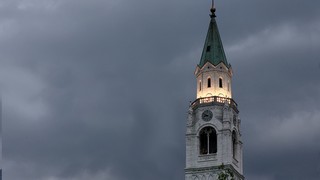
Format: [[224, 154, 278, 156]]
[[210, 0, 216, 18]]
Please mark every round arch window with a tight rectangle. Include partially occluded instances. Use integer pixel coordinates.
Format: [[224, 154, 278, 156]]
[[199, 127, 217, 155]]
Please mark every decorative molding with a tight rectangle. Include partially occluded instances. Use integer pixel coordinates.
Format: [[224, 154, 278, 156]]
[[198, 154, 217, 162]]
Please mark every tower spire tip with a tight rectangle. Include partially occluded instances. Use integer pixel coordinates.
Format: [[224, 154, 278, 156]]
[[210, 0, 216, 18]]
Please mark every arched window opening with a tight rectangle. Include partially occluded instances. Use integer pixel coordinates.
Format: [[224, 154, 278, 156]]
[[207, 78, 211, 88], [199, 127, 217, 155], [199, 81, 202, 91], [232, 131, 237, 159], [219, 78, 223, 88]]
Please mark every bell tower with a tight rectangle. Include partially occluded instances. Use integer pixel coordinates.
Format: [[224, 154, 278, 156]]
[[185, 4, 244, 180]]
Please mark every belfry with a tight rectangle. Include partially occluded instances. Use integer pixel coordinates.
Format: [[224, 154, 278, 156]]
[[185, 3, 244, 180]]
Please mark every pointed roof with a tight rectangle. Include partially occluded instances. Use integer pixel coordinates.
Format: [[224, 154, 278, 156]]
[[198, 9, 230, 68]]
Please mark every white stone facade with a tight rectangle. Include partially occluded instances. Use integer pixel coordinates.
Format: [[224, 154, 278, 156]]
[[185, 62, 244, 180], [195, 62, 233, 99]]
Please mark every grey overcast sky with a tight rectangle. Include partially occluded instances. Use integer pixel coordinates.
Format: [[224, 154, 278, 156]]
[[1, 0, 320, 179]]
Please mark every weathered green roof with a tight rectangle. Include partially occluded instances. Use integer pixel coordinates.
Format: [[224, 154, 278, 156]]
[[198, 16, 229, 68]]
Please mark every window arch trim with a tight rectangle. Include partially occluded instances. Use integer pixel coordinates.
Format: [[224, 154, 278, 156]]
[[197, 124, 219, 136]]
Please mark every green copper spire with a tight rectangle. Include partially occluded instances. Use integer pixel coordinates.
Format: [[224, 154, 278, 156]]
[[198, 7, 230, 68]]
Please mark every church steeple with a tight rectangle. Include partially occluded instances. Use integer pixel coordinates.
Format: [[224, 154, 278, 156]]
[[185, 3, 244, 180], [198, 7, 229, 68]]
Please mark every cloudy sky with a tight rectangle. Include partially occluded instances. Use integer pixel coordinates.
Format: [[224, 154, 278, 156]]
[[1, 0, 320, 179]]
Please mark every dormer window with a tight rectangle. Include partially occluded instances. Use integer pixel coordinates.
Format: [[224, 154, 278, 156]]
[[219, 78, 223, 88], [207, 78, 211, 88], [206, 46, 211, 52]]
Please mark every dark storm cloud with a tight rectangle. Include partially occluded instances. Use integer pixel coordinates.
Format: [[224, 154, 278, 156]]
[[1, 0, 320, 180]]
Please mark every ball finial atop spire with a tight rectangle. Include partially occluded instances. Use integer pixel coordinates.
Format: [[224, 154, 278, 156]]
[[210, 0, 216, 18]]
